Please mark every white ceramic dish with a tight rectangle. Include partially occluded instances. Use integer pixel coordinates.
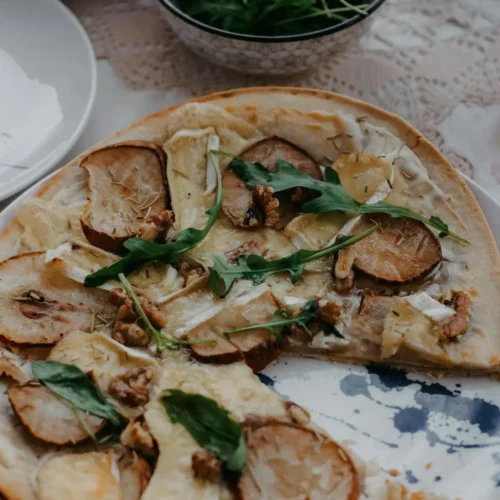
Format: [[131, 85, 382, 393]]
[[0, 0, 96, 202], [0, 170, 498, 499]]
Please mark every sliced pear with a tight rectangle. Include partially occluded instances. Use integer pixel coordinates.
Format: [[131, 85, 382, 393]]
[[335, 214, 442, 287], [187, 290, 282, 372], [118, 450, 152, 500], [8, 382, 105, 445], [333, 152, 393, 203], [35, 451, 122, 500], [222, 138, 322, 229], [188, 328, 244, 366], [236, 421, 359, 500], [80, 141, 167, 252], [0, 252, 114, 345]]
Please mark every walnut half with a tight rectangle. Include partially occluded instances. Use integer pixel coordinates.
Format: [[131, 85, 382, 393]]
[[108, 367, 153, 407]]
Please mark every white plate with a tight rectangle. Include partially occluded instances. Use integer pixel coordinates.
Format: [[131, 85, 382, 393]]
[[0, 0, 96, 201], [0, 169, 498, 498]]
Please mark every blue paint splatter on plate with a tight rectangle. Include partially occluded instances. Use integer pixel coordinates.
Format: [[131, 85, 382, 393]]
[[339, 365, 500, 450]]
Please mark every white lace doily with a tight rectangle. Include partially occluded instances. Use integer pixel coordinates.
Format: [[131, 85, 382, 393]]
[[64, 0, 500, 198]]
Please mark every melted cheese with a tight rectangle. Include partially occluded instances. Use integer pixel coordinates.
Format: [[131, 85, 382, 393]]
[[44, 241, 118, 290], [404, 292, 455, 323], [205, 134, 220, 193], [381, 299, 444, 360]]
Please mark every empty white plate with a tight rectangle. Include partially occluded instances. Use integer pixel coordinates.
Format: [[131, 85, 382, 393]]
[[0, 0, 96, 201]]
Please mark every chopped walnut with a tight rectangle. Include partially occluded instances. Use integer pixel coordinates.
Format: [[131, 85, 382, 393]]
[[191, 450, 221, 482], [333, 268, 355, 295], [178, 260, 206, 286], [289, 325, 312, 344], [109, 288, 166, 347], [137, 209, 174, 242], [438, 291, 472, 342], [225, 239, 265, 263], [109, 367, 153, 407], [121, 418, 156, 457], [113, 322, 150, 347], [252, 185, 280, 227], [315, 300, 342, 325], [288, 322, 323, 343], [109, 288, 130, 308], [288, 299, 341, 343]]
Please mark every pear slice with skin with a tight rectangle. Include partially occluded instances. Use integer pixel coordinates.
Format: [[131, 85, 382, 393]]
[[8, 381, 106, 445], [80, 140, 168, 253]]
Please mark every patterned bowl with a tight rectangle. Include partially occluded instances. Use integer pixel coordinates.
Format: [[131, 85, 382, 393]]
[[157, 0, 387, 75]]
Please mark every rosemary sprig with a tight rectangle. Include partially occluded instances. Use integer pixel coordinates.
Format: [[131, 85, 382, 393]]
[[118, 273, 215, 352]]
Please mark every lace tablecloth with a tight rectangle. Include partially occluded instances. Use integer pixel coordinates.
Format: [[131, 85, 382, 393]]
[[66, 0, 500, 199]]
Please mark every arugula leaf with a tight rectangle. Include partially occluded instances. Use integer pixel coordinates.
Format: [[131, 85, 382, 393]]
[[225, 308, 291, 341], [162, 389, 247, 472], [207, 224, 377, 297], [118, 273, 215, 352], [230, 157, 468, 244], [32, 360, 121, 426], [225, 299, 344, 339], [181, 0, 370, 37], [85, 152, 223, 287]]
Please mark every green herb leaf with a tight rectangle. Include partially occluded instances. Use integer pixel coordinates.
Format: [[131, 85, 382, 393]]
[[162, 389, 247, 472], [180, 0, 370, 37], [31, 360, 121, 426], [85, 153, 223, 287], [207, 225, 377, 297], [230, 157, 468, 243], [224, 308, 291, 341], [225, 299, 344, 339], [324, 325, 344, 338], [118, 273, 215, 352]]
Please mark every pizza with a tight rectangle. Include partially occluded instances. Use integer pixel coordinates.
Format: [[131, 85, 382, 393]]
[[0, 87, 497, 499]]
